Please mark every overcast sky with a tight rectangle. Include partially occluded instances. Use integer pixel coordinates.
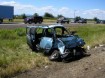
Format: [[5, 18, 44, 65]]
[[0, 0, 105, 19]]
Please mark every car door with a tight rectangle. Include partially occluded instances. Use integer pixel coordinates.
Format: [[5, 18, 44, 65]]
[[39, 28, 53, 51], [26, 27, 35, 47]]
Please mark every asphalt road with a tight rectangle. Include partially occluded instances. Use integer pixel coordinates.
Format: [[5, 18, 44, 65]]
[[0, 22, 87, 29]]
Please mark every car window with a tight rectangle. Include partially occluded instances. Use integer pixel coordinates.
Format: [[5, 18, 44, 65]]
[[27, 27, 36, 35], [36, 28, 43, 34], [63, 29, 69, 35], [35, 28, 44, 39], [45, 28, 53, 37], [30, 28, 35, 34], [55, 27, 69, 37], [55, 28, 62, 36], [26, 27, 30, 34]]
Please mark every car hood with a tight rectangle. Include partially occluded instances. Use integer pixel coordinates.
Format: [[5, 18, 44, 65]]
[[59, 35, 85, 48]]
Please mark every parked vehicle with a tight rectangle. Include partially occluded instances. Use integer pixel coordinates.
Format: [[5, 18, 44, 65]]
[[101, 20, 105, 24], [0, 19, 3, 24], [74, 19, 87, 23], [24, 16, 43, 24], [0, 5, 14, 23], [96, 19, 101, 24], [78, 19, 87, 23], [96, 20, 105, 24], [57, 17, 70, 24], [26, 25, 87, 62]]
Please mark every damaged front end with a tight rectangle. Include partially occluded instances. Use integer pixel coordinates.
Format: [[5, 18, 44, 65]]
[[57, 35, 85, 59]]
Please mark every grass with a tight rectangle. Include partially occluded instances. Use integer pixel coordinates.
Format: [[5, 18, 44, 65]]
[[3, 19, 95, 23], [0, 28, 50, 78], [3, 19, 24, 23], [3, 19, 56, 23], [68, 24, 105, 48], [0, 24, 105, 77]]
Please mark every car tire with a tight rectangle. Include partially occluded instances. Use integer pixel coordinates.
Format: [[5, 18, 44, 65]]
[[34, 22, 37, 24], [49, 50, 60, 61], [61, 21, 64, 24], [24, 21, 27, 24], [67, 21, 69, 24], [39, 21, 42, 24], [74, 47, 87, 58], [28, 21, 32, 24], [0, 19, 3, 24]]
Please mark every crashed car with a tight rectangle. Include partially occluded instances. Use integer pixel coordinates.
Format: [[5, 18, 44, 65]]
[[26, 25, 86, 61]]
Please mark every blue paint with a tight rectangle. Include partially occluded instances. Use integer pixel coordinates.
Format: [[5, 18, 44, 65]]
[[0, 5, 14, 19]]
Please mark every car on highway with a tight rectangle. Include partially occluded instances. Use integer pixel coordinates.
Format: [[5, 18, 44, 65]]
[[26, 25, 86, 62], [57, 17, 70, 24], [101, 20, 105, 24], [96, 20, 105, 24], [74, 18, 87, 23], [24, 16, 43, 24], [0, 19, 3, 24], [78, 19, 87, 23]]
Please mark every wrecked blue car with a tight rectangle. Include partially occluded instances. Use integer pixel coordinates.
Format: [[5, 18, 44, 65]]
[[26, 25, 86, 61]]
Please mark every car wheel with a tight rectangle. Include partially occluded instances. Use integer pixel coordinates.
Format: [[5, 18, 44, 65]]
[[74, 47, 88, 58], [24, 21, 27, 24], [61, 21, 63, 24], [49, 50, 60, 61], [67, 21, 69, 24], [62, 49, 73, 63], [28, 21, 32, 24], [34, 22, 37, 24]]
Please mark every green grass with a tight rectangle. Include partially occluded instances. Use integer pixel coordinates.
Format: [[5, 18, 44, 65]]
[[1, 24, 105, 77], [3, 18, 96, 23], [3, 19, 24, 23], [0, 28, 50, 78], [68, 24, 105, 48], [3, 19, 56, 23]]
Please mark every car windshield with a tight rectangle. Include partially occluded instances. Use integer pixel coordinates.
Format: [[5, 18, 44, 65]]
[[54, 27, 69, 38]]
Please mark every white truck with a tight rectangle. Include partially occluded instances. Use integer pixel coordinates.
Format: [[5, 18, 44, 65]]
[[0, 5, 14, 23]]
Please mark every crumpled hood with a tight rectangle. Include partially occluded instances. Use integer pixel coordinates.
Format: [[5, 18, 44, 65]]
[[59, 35, 85, 48]]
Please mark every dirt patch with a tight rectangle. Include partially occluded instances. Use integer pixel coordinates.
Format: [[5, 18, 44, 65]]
[[12, 46, 105, 78]]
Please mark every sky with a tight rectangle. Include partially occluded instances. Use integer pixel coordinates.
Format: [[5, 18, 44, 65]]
[[0, 0, 105, 19]]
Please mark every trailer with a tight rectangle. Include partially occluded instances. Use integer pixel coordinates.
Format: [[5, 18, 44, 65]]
[[0, 5, 14, 23]]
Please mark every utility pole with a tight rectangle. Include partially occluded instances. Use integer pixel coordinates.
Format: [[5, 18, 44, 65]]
[[74, 10, 76, 20]]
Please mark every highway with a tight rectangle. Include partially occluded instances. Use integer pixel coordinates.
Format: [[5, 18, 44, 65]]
[[0, 22, 88, 29]]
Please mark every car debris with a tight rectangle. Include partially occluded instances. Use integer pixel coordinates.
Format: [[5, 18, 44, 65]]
[[26, 24, 88, 62]]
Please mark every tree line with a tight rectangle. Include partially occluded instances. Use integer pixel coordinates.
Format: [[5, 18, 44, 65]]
[[14, 12, 100, 22], [14, 12, 64, 19]]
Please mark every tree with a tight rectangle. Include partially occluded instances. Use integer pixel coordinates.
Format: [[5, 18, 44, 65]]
[[21, 13, 26, 19], [93, 17, 99, 22], [44, 12, 54, 18], [57, 14, 64, 18], [33, 13, 39, 17]]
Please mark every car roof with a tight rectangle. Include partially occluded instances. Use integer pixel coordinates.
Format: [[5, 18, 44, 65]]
[[26, 24, 64, 29]]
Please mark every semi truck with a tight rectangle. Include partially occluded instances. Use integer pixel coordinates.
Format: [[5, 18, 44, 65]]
[[0, 5, 14, 23]]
